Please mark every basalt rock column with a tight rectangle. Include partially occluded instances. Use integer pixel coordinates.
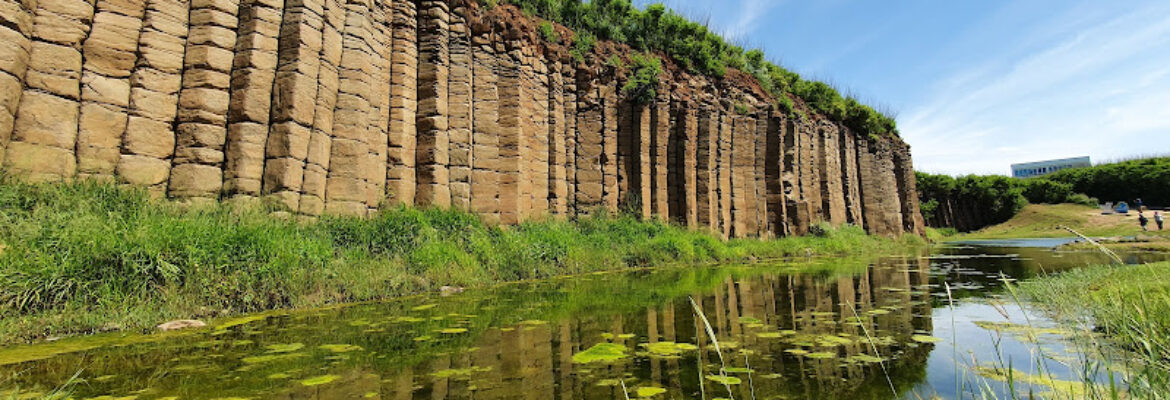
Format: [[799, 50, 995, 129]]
[[651, 94, 670, 217], [5, 0, 96, 180], [717, 107, 732, 237], [385, 0, 417, 206], [116, 0, 188, 193], [168, 0, 241, 200], [0, 0, 35, 167], [765, 113, 786, 236], [447, 2, 472, 211], [817, 122, 847, 225], [496, 39, 522, 223], [261, 0, 322, 211], [299, 0, 345, 215], [695, 107, 717, 230], [547, 60, 568, 215], [573, 71, 602, 213], [414, 0, 450, 208], [75, 0, 148, 180], [323, 0, 377, 216], [894, 141, 925, 235], [469, 28, 499, 222], [222, 0, 283, 199], [839, 125, 864, 226]]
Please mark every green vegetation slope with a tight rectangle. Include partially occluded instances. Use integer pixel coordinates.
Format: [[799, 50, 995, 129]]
[[0, 179, 920, 344]]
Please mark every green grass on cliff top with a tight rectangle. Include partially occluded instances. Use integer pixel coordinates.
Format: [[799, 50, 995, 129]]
[[0, 178, 922, 344]]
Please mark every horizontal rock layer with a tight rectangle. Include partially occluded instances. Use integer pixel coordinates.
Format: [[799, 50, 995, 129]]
[[0, 0, 924, 237]]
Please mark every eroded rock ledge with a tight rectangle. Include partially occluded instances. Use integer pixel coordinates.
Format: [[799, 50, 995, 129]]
[[0, 0, 923, 238]]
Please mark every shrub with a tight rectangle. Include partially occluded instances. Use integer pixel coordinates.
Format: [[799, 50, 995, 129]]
[[538, 21, 559, 43], [621, 52, 661, 105]]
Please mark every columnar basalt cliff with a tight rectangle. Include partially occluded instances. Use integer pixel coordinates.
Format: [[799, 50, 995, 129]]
[[0, 0, 924, 237]]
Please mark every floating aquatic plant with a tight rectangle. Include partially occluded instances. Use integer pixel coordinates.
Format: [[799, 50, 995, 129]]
[[910, 335, 942, 344], [264, 343, 304, 353], [318, 344, 362, 353], [705, 375, 742, 385], [300, 374, 340, 386], [572, 343, 627, 364], [635, 386, 667, 397]]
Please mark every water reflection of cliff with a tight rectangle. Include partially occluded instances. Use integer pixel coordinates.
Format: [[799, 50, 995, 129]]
[[0, 257, 934, 400], [290, 257, 933, 400]]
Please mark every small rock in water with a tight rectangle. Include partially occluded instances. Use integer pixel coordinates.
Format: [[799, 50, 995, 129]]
[[439, 286, 464, 296], [157, 319, 207, 331]]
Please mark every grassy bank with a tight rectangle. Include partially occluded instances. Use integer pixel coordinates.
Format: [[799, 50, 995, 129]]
[[958, 203, 1170, 240], [0, 179, 921, 344], [1018, 261, 1170, 396]]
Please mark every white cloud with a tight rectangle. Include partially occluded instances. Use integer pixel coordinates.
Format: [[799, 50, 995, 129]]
[[901, 3, 1170, 175]]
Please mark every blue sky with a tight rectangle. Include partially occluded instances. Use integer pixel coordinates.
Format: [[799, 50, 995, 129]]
[[634, 0, 1170, 175]]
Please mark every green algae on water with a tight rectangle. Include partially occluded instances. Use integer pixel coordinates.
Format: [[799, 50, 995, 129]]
[[318, 344, 363, 353], [300, 374, 340, 386], [572, 343, 627, 364], [705, 375, 742, 385], [635, 386, 667, 397], [910, 335, 942, 343], [438, 328, 468, 334], [639, 342, 699, 357]]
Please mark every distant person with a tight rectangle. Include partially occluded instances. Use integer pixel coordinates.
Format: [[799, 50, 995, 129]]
[[1136, 198, 1145, 211], [1138, 212, 1149, 232], [1156, 211, 1165, 231]]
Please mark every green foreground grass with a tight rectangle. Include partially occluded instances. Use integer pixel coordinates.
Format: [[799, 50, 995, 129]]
[[0, 179, 921, 344], [1019, 261, 1170, 396]]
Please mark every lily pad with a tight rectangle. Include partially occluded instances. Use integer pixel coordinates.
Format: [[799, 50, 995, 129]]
[[265, 343, 304, 353], [412, 304, 438, 311], [439, 328, 468, 334], [705, 375, 742, 385], [911, 335, 942, 343], [804, 351, 837, 359], [640, 342, 699, 357], [300, 375, 340, 386], [846, 354, 885, 363], [319, 344, 363, 353], [636, 387, 667, 397], [572, 343, 627, 364]]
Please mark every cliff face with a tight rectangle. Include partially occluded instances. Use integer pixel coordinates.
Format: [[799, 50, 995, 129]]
[[0, 0, 924, 238]]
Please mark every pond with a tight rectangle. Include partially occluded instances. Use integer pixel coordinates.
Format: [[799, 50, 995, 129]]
[[1, 244, 1167, 399]]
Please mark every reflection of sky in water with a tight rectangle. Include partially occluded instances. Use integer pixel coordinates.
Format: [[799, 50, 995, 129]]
[[0, 245, 1165, 399]]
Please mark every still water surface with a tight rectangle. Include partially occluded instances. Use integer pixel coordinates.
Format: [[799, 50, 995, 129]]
[[2, 244, 1167, 399]]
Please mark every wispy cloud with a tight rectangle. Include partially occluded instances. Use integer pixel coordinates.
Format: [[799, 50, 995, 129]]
[[723, 0, 783, 38], [902, 3, 1170, 175]]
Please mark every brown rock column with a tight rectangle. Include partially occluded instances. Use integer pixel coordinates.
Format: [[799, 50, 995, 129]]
[[168, 0, 241, 199], [76, 0, 148, 180], [600, 78, 618, 211], [5, 0, 96, 181], [615, 98, 633, 208], [222, 0, 284, 199], [765, 113, 786, 236], [0, 0, 36, 166], [695, 106, 717, 230], [324, 0, 377, 216], [385, 0, 417, 206], [470, 30, 498, 223], [754, 110, 769, 236], [731, 114, 756, 238], [547, 59, 568, 216], [573, 72, 602, 213], [414, 0, 449, 208], [819, 122, 846, 225], [117, 0, 189, 194], [893, 141, 925, 235], [261, 0, 323, 211], [447, 1, 472, 211], [524, 48, 549, 217], [783, 118, 810, 235], [798, 119, 821, 221], [651, 95, 669, 218], [839, 125, 864, 227], [681, 103, 698, 227], [366, 3, 391, 213], [299, 0, 344, 216], [497, 43, 522, 223], [562, 63, 577, 215], [717, 108, 732, 238]]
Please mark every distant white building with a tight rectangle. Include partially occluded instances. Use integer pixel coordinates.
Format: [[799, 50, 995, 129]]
[[1011, 156, 1091, 178]]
